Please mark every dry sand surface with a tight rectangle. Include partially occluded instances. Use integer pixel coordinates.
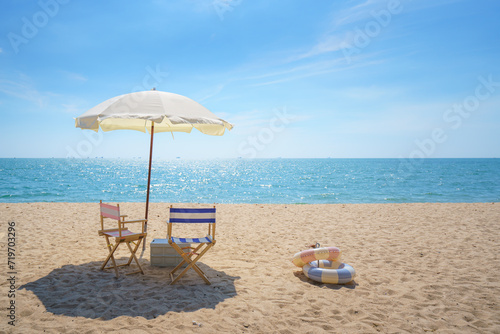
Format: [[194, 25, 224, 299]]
[[1, 202, 499, 333]]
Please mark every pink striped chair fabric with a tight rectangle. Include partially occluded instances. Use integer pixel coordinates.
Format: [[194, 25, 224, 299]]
[[100, 202, 121, 221]]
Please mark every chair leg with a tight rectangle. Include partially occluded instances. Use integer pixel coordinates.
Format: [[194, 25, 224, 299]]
[[171, 251, 211, 285], [101, 241, 120, 278], [170, 243, 213, 285], [125, 238, 142, 266], [126, 239, 144, 275], [189, 245, 212, 284], [170, 243, 203, 276], [187, 244, 212, 283], [190, 260, 211, 284]]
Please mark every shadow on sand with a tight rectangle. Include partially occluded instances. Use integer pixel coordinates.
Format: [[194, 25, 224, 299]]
[[292, 270, 358, 290], [20, 259, 240, 320]]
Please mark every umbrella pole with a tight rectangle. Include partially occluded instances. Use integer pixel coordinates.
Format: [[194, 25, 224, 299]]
[[144, 122, 155, 250]]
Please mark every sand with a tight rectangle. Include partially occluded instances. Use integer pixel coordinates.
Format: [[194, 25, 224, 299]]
[[1, 202, 499, 333]]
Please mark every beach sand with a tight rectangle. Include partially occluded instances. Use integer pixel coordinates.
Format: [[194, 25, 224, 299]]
[[1, 202, 499, 333]]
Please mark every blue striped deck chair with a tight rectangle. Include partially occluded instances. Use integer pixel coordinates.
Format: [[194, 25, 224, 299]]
[[98, 200, 147, 278], [167, 206, 216, 285]]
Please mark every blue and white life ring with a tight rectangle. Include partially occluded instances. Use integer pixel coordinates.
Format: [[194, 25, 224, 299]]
[[302, 260, 356, 284]]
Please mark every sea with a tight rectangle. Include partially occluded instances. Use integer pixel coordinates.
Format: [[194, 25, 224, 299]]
[[1, 158, 499, 204]]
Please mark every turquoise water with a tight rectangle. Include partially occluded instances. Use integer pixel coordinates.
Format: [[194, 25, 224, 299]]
[[0, 158, 499, 204]]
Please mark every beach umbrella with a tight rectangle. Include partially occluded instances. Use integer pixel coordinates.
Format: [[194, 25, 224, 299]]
[[75, 89, 233, 246]]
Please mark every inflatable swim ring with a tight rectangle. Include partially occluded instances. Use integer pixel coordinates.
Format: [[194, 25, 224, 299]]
[[292, 247, 341, 267], [292, 246, 356, 284], [302, 260, 356, 284]]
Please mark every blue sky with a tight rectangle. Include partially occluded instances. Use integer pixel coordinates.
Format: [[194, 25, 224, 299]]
[[1, 0, 499, 159]]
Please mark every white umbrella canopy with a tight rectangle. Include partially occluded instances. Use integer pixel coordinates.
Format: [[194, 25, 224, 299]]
[[75, 89, 233, 246], [76, 90, 233, 135]]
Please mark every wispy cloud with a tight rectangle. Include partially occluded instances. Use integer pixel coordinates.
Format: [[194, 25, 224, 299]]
[[240, 0, 464, 89], [290, 0, 391, 63], [240, 61, 329, 84], [154, 0, 469, 109], [0, 76, 47, 107], [329, 0, 461, 29], [330, 0, 385, 28], [0, 73, 91, 114], [227, 106, 306, 139], [248, 53, 383, 87], [292, 34, 353, 62], [61, 103, 81, 114], [334, 85, 403, 100], [64, 71, 88, 82], [291, 0, 462, 64], [51, 94, 90, 114], [197, 83, 226, 102], [216, 1, 390, 88]]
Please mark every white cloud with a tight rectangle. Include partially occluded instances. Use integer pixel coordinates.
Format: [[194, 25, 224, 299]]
[[330, 0, 385, 28], [197, 83, 226, 102], [291, 0, 462, 63], [63, 71, 88, 82], [61, 104, 80, 114], [290, 0, 392, 62], [0, 73, 92, 114], [334, 85, 403, 100], [249, 55, 381, 87], [69, 73, 87, 82], [232, 1, 389, 85], [0, 77, 47, 107], [227, 106, 309, 140], [54, 94, 90, 114], [295, 34, 352, 61]]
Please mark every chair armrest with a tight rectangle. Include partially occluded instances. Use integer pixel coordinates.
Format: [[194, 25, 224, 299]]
[[121, 219, 147, 224]]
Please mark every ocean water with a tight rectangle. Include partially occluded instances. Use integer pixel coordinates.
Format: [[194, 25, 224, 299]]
[[0, 158, 499, 204]]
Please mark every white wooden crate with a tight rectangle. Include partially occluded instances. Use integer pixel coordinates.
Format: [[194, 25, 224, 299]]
[[150, 239, 190, 267]]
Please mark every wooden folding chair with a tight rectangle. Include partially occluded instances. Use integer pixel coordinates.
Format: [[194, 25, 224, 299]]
[[98, 200, 147, 278], [167, 206, 216, 285]]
